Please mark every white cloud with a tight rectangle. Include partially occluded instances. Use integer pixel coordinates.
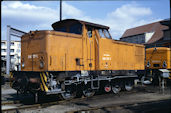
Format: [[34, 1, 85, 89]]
[[2, 1, 84, 29], [109, 4, 152, 19], [2, 1, 159, 40], [102, 3, 157, 39], [2, 1, 58, 28], [62, 2, 84, 18]]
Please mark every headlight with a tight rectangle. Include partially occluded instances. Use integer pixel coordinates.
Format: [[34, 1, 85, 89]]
[[22, 62, 25, 68], [40, 61, 44, 68], [146, 61, 150, 67], [163, 61, 167, 68]]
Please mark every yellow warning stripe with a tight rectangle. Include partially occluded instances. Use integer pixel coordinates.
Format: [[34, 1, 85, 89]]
[[43, 72, 47, 82], [168, 72, 171, 79], [39, 73, 44, 91], [10, 72, 13, 79], [46, 72, 48, 77], [169, 73, 171, 79], [40, 83, 44, 91], [40, 73, 48, 92]]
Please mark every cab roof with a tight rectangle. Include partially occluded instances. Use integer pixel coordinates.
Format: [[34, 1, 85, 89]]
[[52, 19, 109, 30]]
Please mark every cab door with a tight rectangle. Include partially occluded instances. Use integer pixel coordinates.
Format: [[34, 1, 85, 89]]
[[97, 29, 113, 70], [86, 26, 96, 71]]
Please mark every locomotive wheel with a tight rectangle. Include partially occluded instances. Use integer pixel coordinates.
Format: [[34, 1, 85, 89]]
[[61, 91, 76, 100], [112, 85, 121, 94], [83, 88, 95, 97], [124, 81, 133, 91]]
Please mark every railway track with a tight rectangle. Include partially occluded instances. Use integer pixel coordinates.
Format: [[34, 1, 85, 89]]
[[2, 94, 93, 112], [3, 94, 170, 113], [2, 91, 124, 112], [2, 85, 170, 112], [2, 100, 20, 105], [2, 95, 99, 113]]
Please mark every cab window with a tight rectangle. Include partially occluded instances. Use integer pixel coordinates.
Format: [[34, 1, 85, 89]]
[[98, 29, 112, 39], [54, 22, 82, 35], [87, 27, 92, 38], [98, 29, 105, 38], [103, 29, 111, 39], [69, 24, 82, 35], [55, 27, 67, 32]]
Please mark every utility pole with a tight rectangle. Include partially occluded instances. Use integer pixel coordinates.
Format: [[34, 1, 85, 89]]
[[6, 25, 11, 75], [60, 0, 62, 21]]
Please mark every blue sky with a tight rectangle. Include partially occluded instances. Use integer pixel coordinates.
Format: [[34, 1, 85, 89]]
[[1, 0, 170, 40]]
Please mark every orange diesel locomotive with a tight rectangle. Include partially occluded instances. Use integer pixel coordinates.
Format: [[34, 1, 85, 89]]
[[11, 19, 145, 102], [144, 47, 171, 84]]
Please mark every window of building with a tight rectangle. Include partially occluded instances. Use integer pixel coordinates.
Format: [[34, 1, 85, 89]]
[[1, 42, 6, 46], [10, 55, 14, 59], [1, 56, 5, 59], [1, 49, 6, 52], [18, 43, 21, 47], [10, 49, 14, 52], [11, 42, 14, 46], [17, 49, 21, 53]]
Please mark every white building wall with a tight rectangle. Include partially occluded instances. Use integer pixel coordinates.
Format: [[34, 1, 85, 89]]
[[1, 40, 21, 70], [145, 32, 154, 43]]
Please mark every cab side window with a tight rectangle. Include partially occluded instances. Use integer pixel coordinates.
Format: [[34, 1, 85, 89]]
[[69, 24, 82, 35], [98, 29, 112, 39], [87, 27, 92, 38], [103, 29, 112, 39], [98, 29, 105, 38], [56, 27, 67, 32]]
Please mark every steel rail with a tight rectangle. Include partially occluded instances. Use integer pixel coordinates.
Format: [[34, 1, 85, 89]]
[[2, 101, 20, 105]]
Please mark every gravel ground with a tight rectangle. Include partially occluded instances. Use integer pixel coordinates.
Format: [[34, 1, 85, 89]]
[[1, 83, 16, 95]]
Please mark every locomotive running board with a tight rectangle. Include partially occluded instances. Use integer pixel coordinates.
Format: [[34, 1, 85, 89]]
[[46, 90, 65, 95]]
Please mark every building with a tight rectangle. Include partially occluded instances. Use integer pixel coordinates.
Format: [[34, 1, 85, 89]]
[[1, 40, 21, 71], [158, 19, 171, 47], [120, 19, 170, 48]]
